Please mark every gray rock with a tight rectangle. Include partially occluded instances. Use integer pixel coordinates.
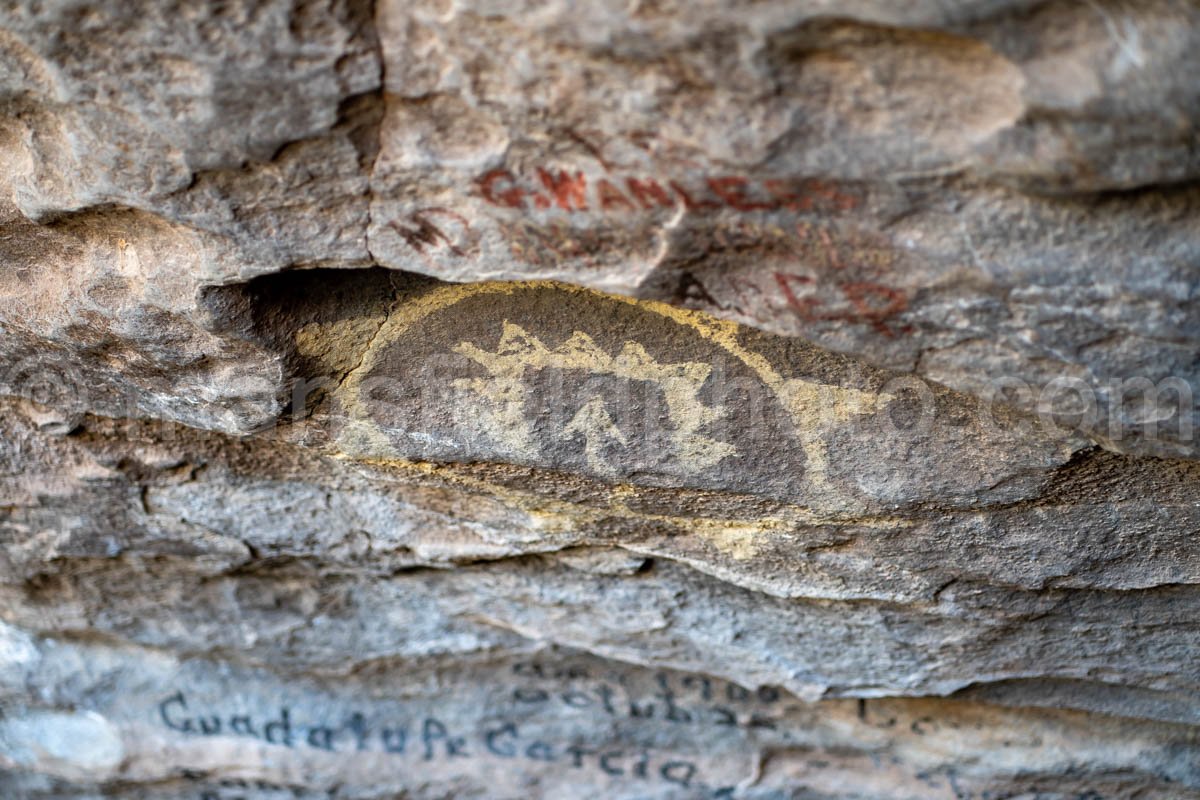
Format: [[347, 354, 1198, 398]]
[[367, 0, 1200, 458], [1, 1, 1199, 797], [2, 623, 1199, 799]]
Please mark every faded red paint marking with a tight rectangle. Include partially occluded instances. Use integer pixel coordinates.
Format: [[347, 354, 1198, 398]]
[[773, 272, 909, 337], [537, 168, 589, 211], [706, 177, 776, 212], [390, 208, 473, 258], [626, 177, 675, 210], [433, 166, 908, 337], [476, 167, 860, 216]]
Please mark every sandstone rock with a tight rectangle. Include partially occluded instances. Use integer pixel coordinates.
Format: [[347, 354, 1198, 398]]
[[1, 1, 1199, 798], [3, 627, 1199, 799], [366, 0, 1200, 459]]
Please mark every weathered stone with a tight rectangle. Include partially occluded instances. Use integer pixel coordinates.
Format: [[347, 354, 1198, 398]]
[[1, 1, 1199, 798], [366, 0, 1200, 458], [4, 629, 1197, 799]]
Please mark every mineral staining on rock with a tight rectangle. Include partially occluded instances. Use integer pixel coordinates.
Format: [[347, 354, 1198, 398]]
[[2, 1, 1200, 798]]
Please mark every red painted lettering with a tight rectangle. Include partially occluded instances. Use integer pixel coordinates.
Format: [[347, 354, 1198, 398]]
[[596, 178, 636, 212], [537, 168, 589, 211], [806, 178, 859, 212], [774, 272, 823, 320], [478, 169, 527, 209], [707, 177, 777, 212], [764, 179, 813, 212], [625, 177, 676, 210], [840, 282, 908, 336], [670, 180, 722, 212]]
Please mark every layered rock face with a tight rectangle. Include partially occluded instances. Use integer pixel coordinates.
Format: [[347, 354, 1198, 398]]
[[1, 2, 1199, 798]]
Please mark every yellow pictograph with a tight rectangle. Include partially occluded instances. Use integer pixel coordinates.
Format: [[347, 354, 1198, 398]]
[[454, 321, 736, 477]]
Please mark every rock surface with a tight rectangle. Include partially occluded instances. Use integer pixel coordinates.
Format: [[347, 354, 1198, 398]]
[[1, 1, 1199, 798]]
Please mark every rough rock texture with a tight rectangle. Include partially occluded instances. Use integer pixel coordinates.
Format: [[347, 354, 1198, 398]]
[[1, 2, 1199, 798]]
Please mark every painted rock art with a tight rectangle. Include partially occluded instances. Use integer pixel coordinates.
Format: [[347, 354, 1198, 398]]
[[325, 281, 1077, 512]]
